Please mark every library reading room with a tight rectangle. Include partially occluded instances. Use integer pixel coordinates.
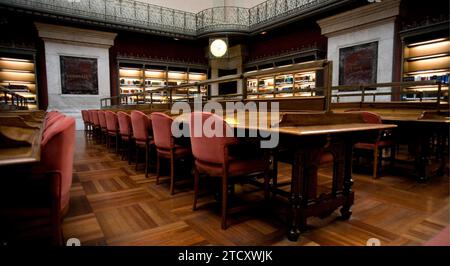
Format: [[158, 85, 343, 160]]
[[0, 0, 449, 252]]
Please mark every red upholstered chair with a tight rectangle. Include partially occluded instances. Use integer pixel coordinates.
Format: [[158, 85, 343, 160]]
[[45, 110, 60, 121], [105, 111, 120, 153], [40, 116, 76, 244], [151, 112, 191, 195], [41, 116, 76, 212], [44, 112, 64, 131], [81, 110, 91, 136], [98, 110, 107, 144], [347, 111, 396, 178], [0, 116, 76, 245], [117, 111, 134, 164], [90, 110, 101, 140], [131, 110, 154, 178], [189, 112, 270, 229]]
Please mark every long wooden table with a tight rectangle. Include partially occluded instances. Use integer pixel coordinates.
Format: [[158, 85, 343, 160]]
[[176, 111, 396, 241], [0, 111, 46, 166], [381, 114, 449, 181], [334, 107, 449, 181]]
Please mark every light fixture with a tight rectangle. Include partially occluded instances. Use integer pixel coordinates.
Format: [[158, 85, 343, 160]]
[[1, 80, 33, 84], [407, 86, 449, 92], [260, 31, 267, 35], [210, 38, 228, 58], [0, 57, 32, 63], [0, 68, 34, 73], [407, 53, 449, 61], [407, 38, 448, 47], [406, 69, 450, 75]]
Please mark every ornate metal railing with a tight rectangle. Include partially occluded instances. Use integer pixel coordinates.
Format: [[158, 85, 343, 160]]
[[0, 85, 29, 110], [249, 0, 337, 29], [0, 0, 344, 36], [196, 6, 249, 35], [0, 0, 197, 36]]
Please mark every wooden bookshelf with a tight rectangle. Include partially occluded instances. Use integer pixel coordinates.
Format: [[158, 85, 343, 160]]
[[402, 37, 450, 101], [118, 61, 207, 103], [247, 70, 316, 99], [0, 54, 38, 109]]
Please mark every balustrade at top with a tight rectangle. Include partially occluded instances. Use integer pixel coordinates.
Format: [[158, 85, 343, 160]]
[[1, 0, 341, 36]]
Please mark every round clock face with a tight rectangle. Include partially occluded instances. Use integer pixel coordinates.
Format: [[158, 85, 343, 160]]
[[210, 39, 228, 58]]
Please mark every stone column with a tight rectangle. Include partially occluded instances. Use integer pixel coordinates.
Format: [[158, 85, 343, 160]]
[[317, 0, 401, 103], [35, 23, 117, 130], [209, 44, 245, 97]]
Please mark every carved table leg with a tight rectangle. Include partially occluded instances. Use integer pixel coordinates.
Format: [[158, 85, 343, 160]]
[[288, 150, 302, 241], [340, 141, 354, 220], [415, 133, 430, 182], [271, 148, 278, 199], [288, 148, 322, 241]]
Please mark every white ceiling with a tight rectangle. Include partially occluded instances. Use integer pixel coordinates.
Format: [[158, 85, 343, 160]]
[[138, 0, 266, 13]]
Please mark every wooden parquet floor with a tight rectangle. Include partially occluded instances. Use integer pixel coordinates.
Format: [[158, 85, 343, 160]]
[[62, 132, 450, 246]]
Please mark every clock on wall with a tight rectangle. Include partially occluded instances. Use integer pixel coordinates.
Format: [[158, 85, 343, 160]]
[[209, 38, 228, 58]]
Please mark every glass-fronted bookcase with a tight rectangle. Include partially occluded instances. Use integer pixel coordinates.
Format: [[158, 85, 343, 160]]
[[118, 60, 207, 104]]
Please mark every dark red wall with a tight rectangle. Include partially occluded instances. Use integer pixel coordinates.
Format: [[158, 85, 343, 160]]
[[398, 0, 449, 29], [112, 32, 207, 65], [245, 19, 327, 62]]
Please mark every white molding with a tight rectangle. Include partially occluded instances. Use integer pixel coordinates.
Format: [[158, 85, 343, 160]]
[[317, 0, 400, 37], [34, 22, 117, 48]]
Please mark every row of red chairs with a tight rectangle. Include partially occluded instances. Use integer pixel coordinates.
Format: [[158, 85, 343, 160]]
[[1, 110, 76, 245], [82, 110, 270, 229]]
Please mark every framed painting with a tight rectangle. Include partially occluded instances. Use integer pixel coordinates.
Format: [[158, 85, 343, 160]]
[[339, 42, 378, 87], [60, 56, 98, 95]]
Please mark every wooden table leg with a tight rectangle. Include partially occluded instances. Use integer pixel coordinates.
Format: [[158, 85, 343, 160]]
[[288, 150, 302, 241], [415, 132, 432, 182], [340, 141, 354, 220], [288, 148, 322, 241]]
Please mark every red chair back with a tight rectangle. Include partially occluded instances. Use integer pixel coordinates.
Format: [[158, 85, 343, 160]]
[[345, 110, 382, 124], [45, 113, 64, 130], [131, 110, 150, 144], [117, 111, 132, 137], [361, 112, 382, 124], [98, 110, 107, 129], [40, 116, 76, 211], [81, 110, 90, 123], [90, 110, 100, 126], [151, 112, 174, 150], [105, 111, 119, 133], [46, 110, 60, 121], [189, 112, 236, 164]]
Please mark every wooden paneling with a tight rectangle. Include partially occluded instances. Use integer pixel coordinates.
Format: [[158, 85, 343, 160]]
[[332, 101, 448, 111], [244, 97, 326, 111]]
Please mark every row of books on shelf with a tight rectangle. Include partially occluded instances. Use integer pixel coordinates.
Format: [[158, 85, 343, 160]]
[[121, 88, 207, 95], [249, 85, 316, 93], [402, 95, 448, 101], [120, 79, 190, 87], [248, 78, 315, 87], [403, 74, 449, 83]]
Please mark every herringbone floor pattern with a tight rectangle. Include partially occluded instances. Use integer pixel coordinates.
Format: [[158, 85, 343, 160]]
[[62, 132, 449, 246]]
